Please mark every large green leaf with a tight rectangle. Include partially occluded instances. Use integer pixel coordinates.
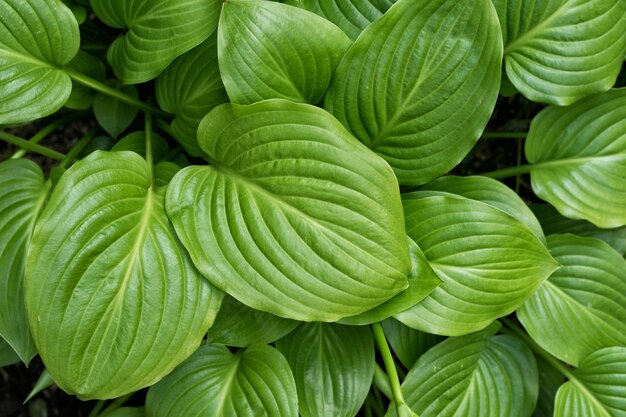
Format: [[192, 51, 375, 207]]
[[166, 100, 411, 321], [381, 318, 444, 369], [0, 159, 48, 364], [282, 0, 397, 40], [206, 295, 299, 347], [155, 33, 227, 156], [493, 0, 626, 105], [146, 344, 298, 417], [277, 323, 374, 417], [218, 0, 351, 105], [525, 88, 626, 228], [0, 0, 79, 123], [395, 194, 558, 335], [25, 151, 222, 399], [517, 234, 626, 367], [387, 323, 538, 417], [325, 0, 502, 186], [554, 347, 626, 417], [90, 0, 221, 83]]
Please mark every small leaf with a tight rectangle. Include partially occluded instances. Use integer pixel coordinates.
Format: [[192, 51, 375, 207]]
[[0, 336, 20, 367], [525, 88, 626, 228], [518, 234, 626, 366], [381, 318, 444, 370], [218, 0, 351, 105], [276, 323, 374, 417], [0, 0, 79, 123], [146, 344, 298, 417], [90, 0, 222, 83], [111, 131, 170, 163], [24, 369, 54, 403], [92, 81, 139, 138], [325, 0, 502, 185], [493, 0, 626, 105], [65, 51, 106, 110]]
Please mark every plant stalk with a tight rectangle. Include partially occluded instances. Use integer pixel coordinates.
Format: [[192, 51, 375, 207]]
[[61, 128, 98, 169], [373, 363, 393, 400], [0, 131, 65, 160], [481, 164, 534, 179]]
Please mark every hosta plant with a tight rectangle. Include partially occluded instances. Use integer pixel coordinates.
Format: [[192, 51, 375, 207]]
[[1, 0, 626, 416]]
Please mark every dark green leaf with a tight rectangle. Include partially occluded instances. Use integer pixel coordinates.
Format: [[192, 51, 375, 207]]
[[92, 81, 139, 138], [0, 336, 20, 367], [65, 51, 106, 110], [381, 318, 444, 369], [533, 356, 565, 417]]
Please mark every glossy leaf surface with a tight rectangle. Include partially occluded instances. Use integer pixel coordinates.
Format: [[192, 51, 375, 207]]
[[0, 0, 79, 123], [494, 0, 626, 105], [381, 318, 444, 369], [325, 0, 502, 185], [25, 151, 222, 399], [166, 100, 410, 321], [526, 88, 626, 228], [518, 234, 626, 366], [146, 344, 297, 417]]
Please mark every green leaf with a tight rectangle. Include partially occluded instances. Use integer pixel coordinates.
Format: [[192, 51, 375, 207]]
[[387, 323, 538, 417], [90, 0, 221, 83], [325, 0, 502, 186], [207, 295, 299, 347], [517, 234, 626, 367], [0, 159, 48, 364], [65, 51, 106, 110], [554, 347, 626, 417], [0, 0, 79, 123], [111, 131, 170, 163], [25, 151, 223, 399], [166, 100, 410, 321], [146, 344, 298, 417], [155, 33, 227, 156], [525, 88, 626, 228], [218, 0, 351, 105], [395, 194, 558, 335], [24, 369, 54, 403], [282, 0, 397, 40], [276, 323, 374, 417], [0, 336, 20, 367], [92, 81, 139, 138], [533, 356, 565, 417], [381, 318, 444, 369], [493, 0, 626, 105]]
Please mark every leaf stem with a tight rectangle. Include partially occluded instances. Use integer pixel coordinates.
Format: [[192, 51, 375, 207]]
[[481, 164, 534, 179], [0, 131, 65, 161], [87, 401, 106, 417], [61, 128, 98, 169], [481, 131, 527, 139], [373, 363, 393, 400]]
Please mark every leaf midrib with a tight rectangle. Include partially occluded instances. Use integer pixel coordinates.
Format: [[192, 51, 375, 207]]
[[0, 46, 54, 68], [214, 351, 243, 416], [504, 1, 571, 54]]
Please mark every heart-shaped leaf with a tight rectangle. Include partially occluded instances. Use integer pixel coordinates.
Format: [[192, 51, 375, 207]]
[[146, 344, 297, 417], [276, 323, 374, 417], [218, 0, 351, 105], [395, 194, 558, 336], [381, 318, 444, 369], [387, 323, 538, 417], [525, 89, 626, 228], [493, 0, 626, 105], [111, 131, 170, 163], [93, 81, 139, 138], [0, 159, 48, 364], [325, 0, 502, 186], [90, 0, 221, 83], [0, 0, 79, 123], [166, 100, 410, 321], [25, 151, 223, 399], [517, 234, 626, 367]]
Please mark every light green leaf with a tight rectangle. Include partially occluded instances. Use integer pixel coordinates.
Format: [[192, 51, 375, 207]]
[[387, 323, 538, 417], [90, 0, 221, 83], [395, 195, 558, 335], [155, 33, 227, 156], [166, 100, 410, 321], [207, 295, 299, 347], [65, 51, 106, 110], [276, 323, 374, 417], [381, 318, 443, 370], [533, 356, 565, 417], [517, 234, 626, 367], [25, 151, 222, 400], [0, 0, 79, 123], [493, 0, 626, 105], [24, 369, 54, 403], [325, 0, 502, 186], [146, 344, 298, 417], [93, 81, 139, 138], [525, 88, 626, 228], [282, 0, 397, 40], [218, 0, 351, 105], [0, 159, 48, 365], [0, 336, 20, 367], [554, 347, 626, 417], [111, 131, 170, 163]]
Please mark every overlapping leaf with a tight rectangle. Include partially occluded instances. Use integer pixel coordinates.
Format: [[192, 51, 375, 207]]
[[166, 100, 411, 321], [218, 0, 351, 105], [146, 344, 297, 417], [65, 51, 106, 110], [325, 0, 502, 185], [0, 159, 48, 364], [518, 234, 626, 366], [395, 194, 558, 335], [0, 336, 20, 367], [25, 151, 222, 399], [0, 0, 79, 123], [90, 0, 221, 83], [526, 89, 626, 227], [493, 0, 626, 105], [381, 318, 444, 369]]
